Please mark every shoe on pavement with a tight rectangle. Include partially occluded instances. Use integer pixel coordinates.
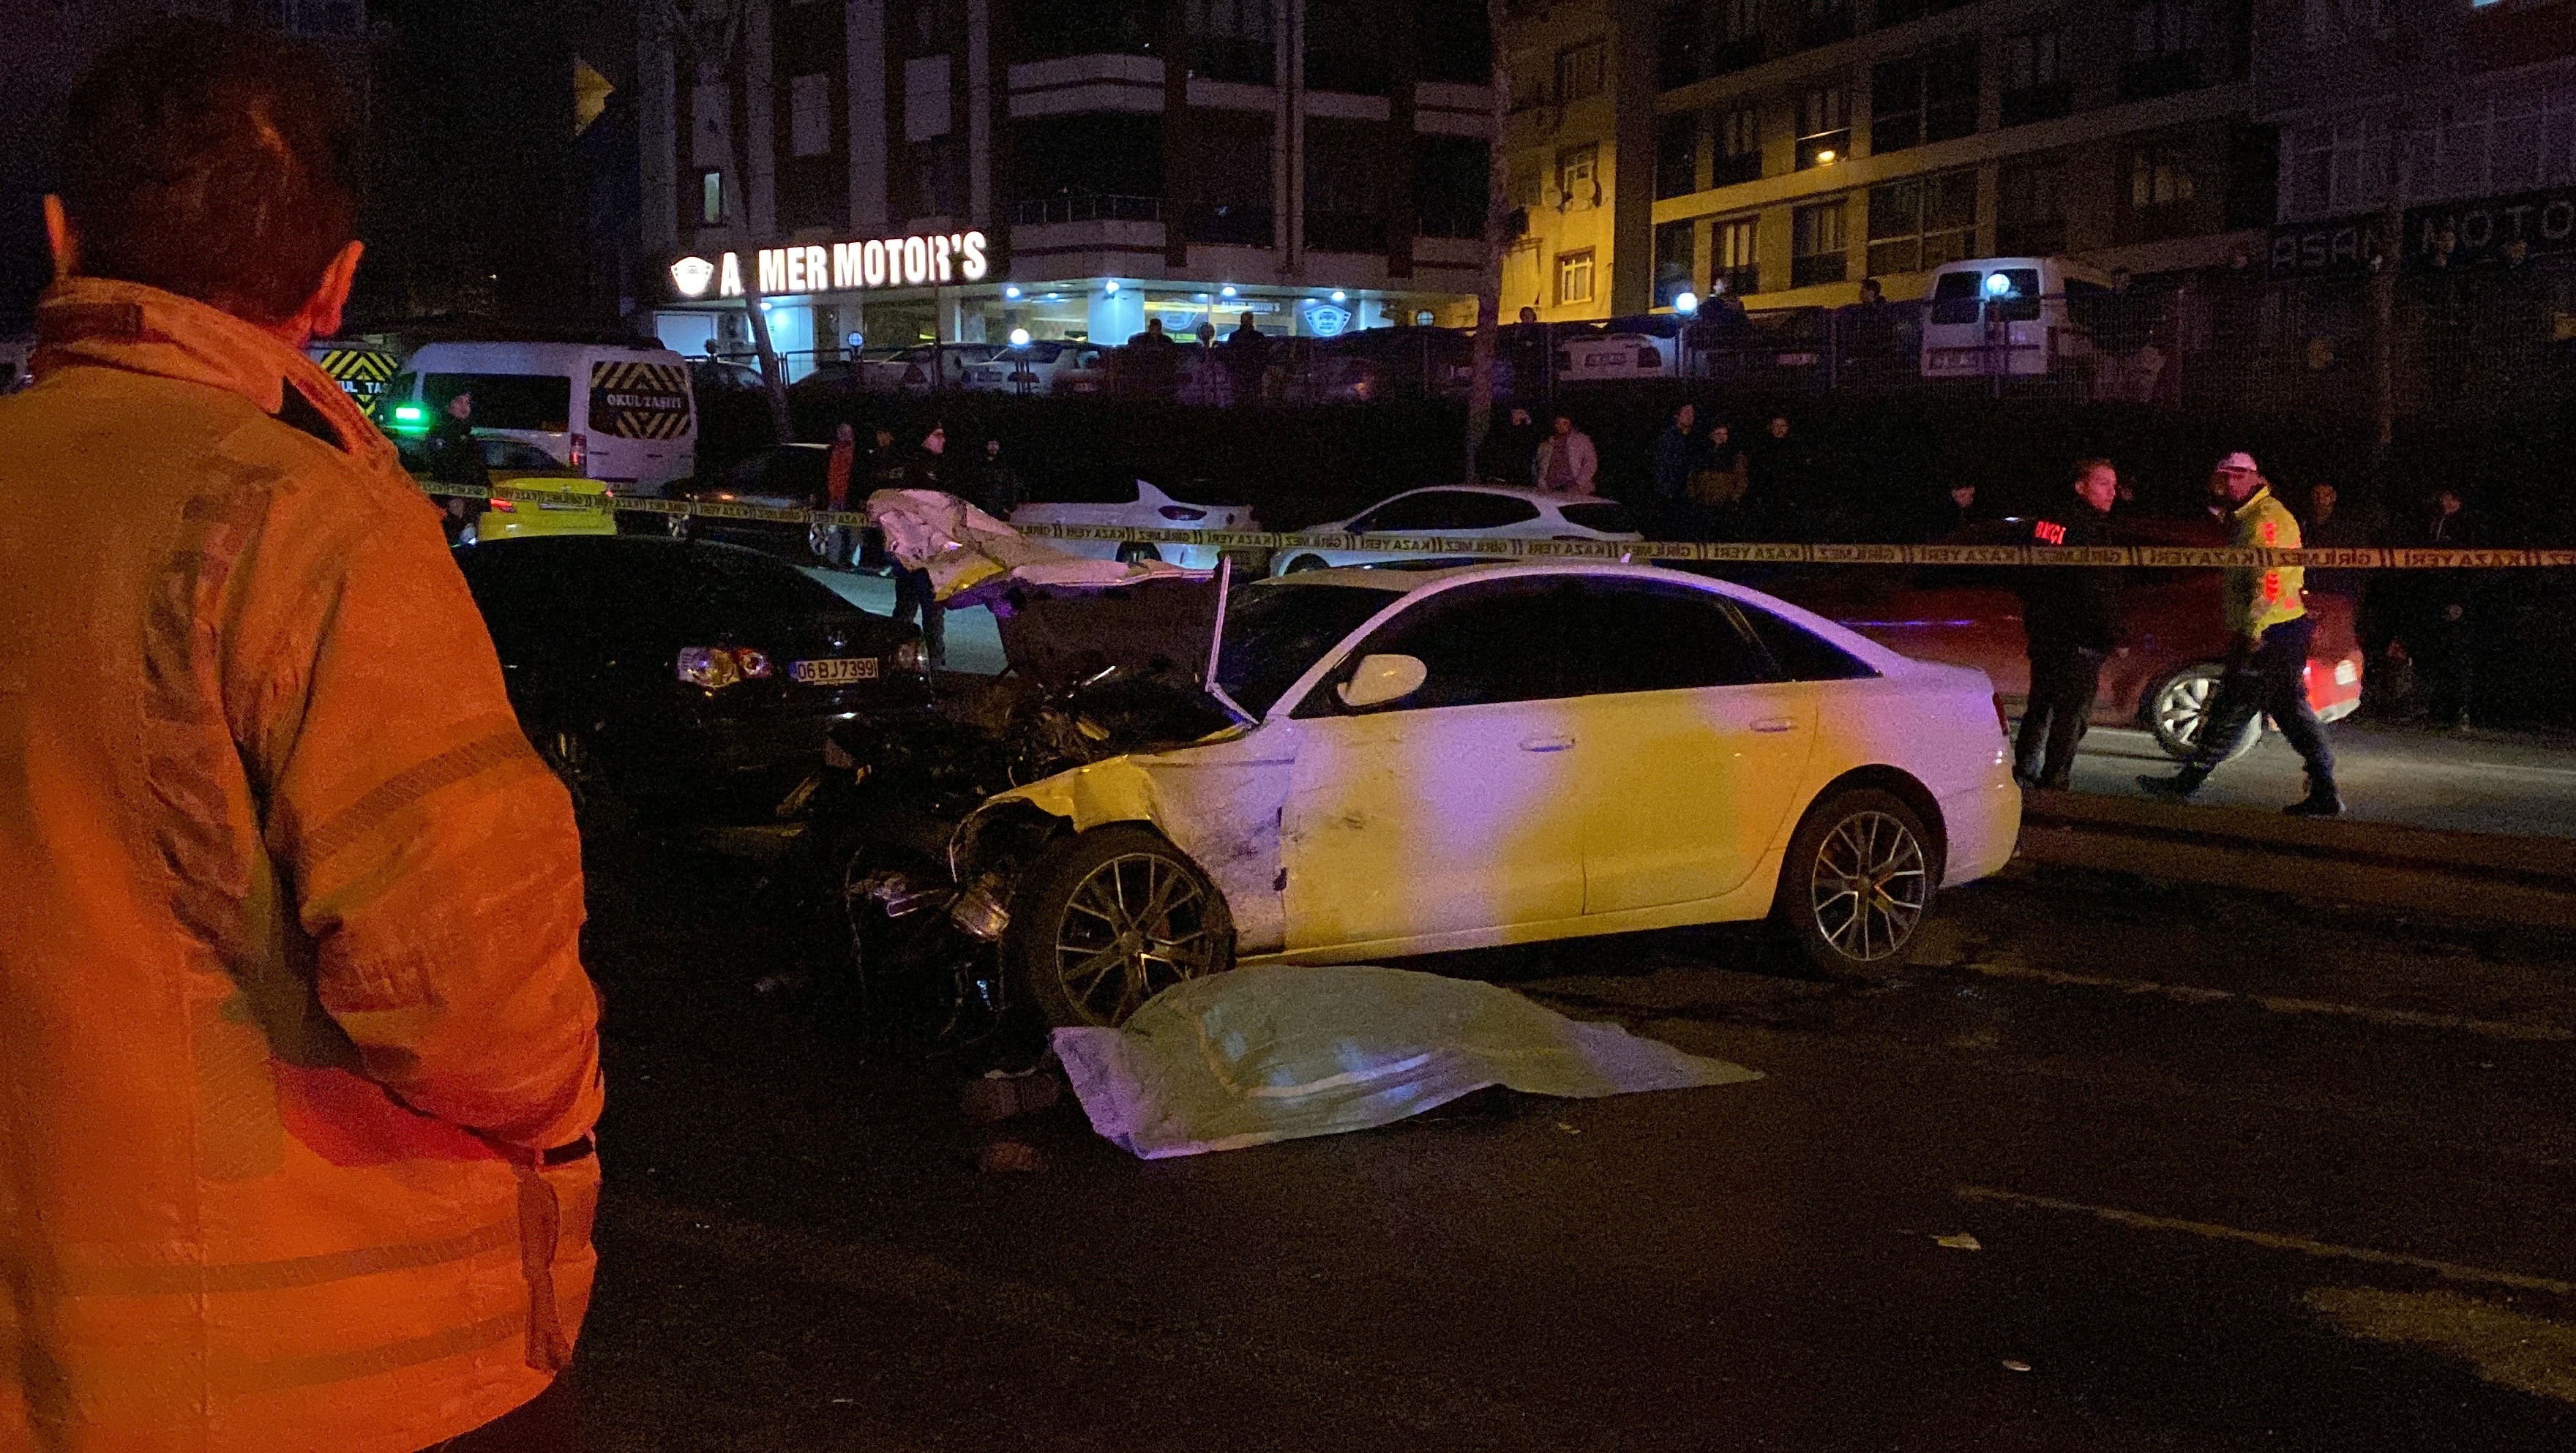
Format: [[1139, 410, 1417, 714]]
[[2136, 773, 2199, 800], [2284, 789, 2345, 818]]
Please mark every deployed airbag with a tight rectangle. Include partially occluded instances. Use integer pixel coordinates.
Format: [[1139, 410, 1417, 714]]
[[1052, 965, 1761, 1159]]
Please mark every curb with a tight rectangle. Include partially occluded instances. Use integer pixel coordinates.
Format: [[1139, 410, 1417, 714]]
[[2014, 789, 2576, 928]]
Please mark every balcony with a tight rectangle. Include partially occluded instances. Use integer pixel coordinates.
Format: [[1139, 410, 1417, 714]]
[[1712, 150, 1763, 187], [1183, 203, 1276, 247], [1708, 36, 1766, 77], [1791, 252, 1848, 288], [2000, 81, 2072, 128], [1796, 127, 1851, 170], [1008, 193, 1164, 225]]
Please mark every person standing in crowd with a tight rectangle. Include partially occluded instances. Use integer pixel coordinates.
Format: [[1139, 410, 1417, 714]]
[[2301, 481, 2395, 714], [817, 419, 857, 566], [1533, 412, 1599, 495], [2141, 451, 2342, 815], [2397, 484, 2481, 731], [1649, 402, 1698, 533], [2014, 459, 2122, 789], [1123, 315, 1180, 400], [889, 424, 951, 669], [1686, 419, 1750, 539], [1749, 413, 1810, 536], [1478, 404, 1542, 484], [424, 386, 488, 541], [1221, 310, 1269, 406], [1925, 479, 1983, 541], [1, 23, 603, 1450], [970, 436, 1024, 519]]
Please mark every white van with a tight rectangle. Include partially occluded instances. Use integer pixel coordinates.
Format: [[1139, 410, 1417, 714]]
[[389, 341, 697, 495], [1918, 256, 2113, 379]]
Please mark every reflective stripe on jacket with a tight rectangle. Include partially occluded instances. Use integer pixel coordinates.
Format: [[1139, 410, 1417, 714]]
[[2225, 486, 2307, 638], [0, 279, 603, 1453]]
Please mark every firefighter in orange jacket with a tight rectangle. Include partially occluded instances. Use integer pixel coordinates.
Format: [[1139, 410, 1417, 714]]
[[0, 23, 602, 1452]]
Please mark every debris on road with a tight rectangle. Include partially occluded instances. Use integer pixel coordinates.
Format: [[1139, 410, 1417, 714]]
[[975, 1139, 1046, 1174], [1052, 965, 1761, 1159], [962, 1065, 1064, 1125], [2002, 1359, 2032, 1373], [1936, 1232, 1983, 1251]]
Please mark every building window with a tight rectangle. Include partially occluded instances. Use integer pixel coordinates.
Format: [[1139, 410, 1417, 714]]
[[698, 168, 725, 226], [1797, 86, 1850, 170], [1509, 160, 1544, 210], [1866, 169, 1976, 274], [1714, 215, 1759, 297], [2123, 0, 2205, 100], [2130, 145, 2198, 208], [1654, 219, 1697, 307], [1870, 41, 1978, 155], [1557, 249, 1596, 305], [905, 55, 953, 143], [1657, 113, 1699, 199], [1791, 198, 1849, 287], [2002, 28, 2072, 126], [1800, 0, 1856, 50], [1996, 158, 2067, 255], [1658, 1, 1705, 91], [1188, 0, 1277, 86], [1715, 105, 1762, 185], [1306, 116, 1388, 250], [790, 74, 832, 157], [1557, 39, 1608, 103], [1415, 135, 1489, 240], [2290, 116, 2381, 217], [1309, 0, 1392, 94], [1557, 144, 1600, 210], [1417, 0, 1492, 85], [1711, 0, 1764, 73]]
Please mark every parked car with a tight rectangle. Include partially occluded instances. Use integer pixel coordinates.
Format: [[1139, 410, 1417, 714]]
[[397, 433, 615, 543], [806, 561, 2018, 1032], [1272, 485, 1644, 574], [959, 339, 1103, 394], [1009, 481, 1259, 569], [1554, 331, 1674, 382], [452, 534, 927, 822], [1753, 514, 2365, 760], [1917, 255, 2114, 380], [667, 441, 842, 561]]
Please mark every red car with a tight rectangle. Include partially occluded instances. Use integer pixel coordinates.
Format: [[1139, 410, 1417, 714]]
[[1759, 515, 2364, 762]]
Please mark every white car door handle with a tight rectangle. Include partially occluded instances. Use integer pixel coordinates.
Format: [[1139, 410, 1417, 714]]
[[1520, 735, 1576, 753], [1751, 718, 1800, 733]]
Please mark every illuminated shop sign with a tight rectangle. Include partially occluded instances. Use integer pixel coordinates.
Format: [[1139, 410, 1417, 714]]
[[670, 230, 991, 299]]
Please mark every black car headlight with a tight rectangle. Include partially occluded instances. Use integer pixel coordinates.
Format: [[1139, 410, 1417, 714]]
[[893, 639, 929, 675]]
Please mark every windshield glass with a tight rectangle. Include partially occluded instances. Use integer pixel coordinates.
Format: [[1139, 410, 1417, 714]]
[[422, 372, 573, 433], [1216, 582, 1400, 718]]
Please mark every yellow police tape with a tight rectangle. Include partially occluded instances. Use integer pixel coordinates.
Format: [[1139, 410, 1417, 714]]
[[427, 480, 2573, 571]]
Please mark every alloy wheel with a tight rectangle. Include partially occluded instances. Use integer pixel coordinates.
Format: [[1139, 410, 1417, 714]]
[[1050, 852, 1224, 1026], [1808, 810, 1928, 963], [2154, 671, 2216, 748]]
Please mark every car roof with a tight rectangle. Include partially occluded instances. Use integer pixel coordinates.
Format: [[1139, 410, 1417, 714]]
[[1364, 484, 1604, 506], [1254, 561, 1916, 669]]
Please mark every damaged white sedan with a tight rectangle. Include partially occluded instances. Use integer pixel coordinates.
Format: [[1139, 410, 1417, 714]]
[[813, 535, 2019, 1032]]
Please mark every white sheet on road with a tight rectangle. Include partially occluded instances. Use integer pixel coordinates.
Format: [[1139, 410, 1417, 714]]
[[1052, 965, 1762, 1159]]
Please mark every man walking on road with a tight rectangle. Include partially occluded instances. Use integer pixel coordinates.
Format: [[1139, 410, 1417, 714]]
[[2141, 451, 2342, 815], [1, 23, 604, 1452], [2015, 459, 2122, 789]]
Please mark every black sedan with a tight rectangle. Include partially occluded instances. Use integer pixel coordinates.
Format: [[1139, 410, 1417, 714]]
[[667, 442, 847, 562], [453, 534, 928, 822]]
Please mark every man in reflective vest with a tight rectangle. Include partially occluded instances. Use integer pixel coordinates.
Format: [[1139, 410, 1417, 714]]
[[2140, 451, 2343, 816], [0, 23, 602, 1451]]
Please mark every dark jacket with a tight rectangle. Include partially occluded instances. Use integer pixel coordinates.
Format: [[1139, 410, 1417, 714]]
[[1477, 419, 1541, 485], [2018, 506, 2120, 653], [422, 412, 490, 490], [1650, 424, 1696, 503]]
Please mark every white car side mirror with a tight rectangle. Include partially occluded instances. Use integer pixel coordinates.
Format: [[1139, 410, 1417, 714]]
[[1336, 653, 1428, 710]]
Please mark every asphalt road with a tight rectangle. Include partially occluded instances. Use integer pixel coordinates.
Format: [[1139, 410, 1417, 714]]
[[807, 566, 2576, 840], [571, 841, 2576, 1452]]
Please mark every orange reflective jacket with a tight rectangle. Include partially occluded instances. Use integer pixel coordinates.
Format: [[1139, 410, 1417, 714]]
[[0, 279, 604, 1453]]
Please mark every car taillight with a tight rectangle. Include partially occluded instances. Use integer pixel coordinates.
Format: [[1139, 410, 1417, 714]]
[[569, 432, 588, 470], [1158, 505, 1208, 522], [675, 646, 774, 689], [892, 640, 929, 675], [486, 494, 515, 513]]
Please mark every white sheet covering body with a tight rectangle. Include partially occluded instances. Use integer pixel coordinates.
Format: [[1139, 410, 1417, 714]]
[[1052, 965, 1762, 1159]]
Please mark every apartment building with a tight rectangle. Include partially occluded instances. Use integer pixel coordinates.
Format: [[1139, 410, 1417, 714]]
[[2260, 0, 2576, 278], [640, 1, 1499, 369], [1504, 0, 2279, 319]]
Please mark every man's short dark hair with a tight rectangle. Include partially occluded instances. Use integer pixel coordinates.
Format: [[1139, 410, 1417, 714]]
[[57, 20, 361, 324], [2070, 457, 2113, 487]]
